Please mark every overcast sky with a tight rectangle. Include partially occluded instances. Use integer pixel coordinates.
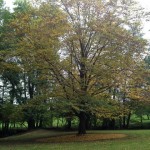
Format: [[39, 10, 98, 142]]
[[4, 0, 150, 39]]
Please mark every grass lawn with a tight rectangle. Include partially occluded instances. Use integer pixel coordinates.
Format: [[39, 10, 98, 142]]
[[0, 129, 150, 150]]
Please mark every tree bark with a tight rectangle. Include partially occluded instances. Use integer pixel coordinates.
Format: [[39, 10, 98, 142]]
[[28, 117, 35, 130], [102, 118, 109, 129], [78, 112, 86, 135], [140, 115, 143, 128], [123, 116, 126, 129], [49, 114, 53, 127], [66, 118, 72, 130], [93, 116, 97, 129], [126, 112, 131, 129], [109, 119, 115, 129], [39, 118, 43, 128], [119, 117, 122, 129]]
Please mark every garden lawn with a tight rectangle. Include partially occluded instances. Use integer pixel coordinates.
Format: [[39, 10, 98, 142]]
[[0, 129, 150, 150]]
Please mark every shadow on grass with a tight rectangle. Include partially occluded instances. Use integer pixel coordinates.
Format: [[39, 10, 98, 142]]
[[0, 129, 129, 145]]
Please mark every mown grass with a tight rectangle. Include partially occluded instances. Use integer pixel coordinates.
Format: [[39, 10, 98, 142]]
[[0, 129, 150, 150]]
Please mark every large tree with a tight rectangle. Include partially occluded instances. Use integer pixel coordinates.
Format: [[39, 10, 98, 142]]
[[42, 0, 147, 134]]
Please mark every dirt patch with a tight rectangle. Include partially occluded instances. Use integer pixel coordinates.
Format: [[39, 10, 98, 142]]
[[37, 133, 127, 143]]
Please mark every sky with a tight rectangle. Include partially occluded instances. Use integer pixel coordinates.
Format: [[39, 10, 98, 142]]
[[137, 0, 150, 39], [3, 0, 150, 39]]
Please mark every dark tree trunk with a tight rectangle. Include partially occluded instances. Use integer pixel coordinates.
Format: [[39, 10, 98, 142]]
[[66, 118, 72, 130], [123, 116, 126, 128], [102, 118, 109, 129], [2, 120, 10, 136], [57, 118, 59, 128], [78, 112, 86, 135], [93, 116, 97, 129], [119, 117, 122, 129], [140, 115, 143, 128], [35, 121, 39, 128], [126, 112, 131, 129], [39, 118, 43, 128], [49, 114, 53, 127], [28, 117, 35, 130], [109, 119, 115, 129]]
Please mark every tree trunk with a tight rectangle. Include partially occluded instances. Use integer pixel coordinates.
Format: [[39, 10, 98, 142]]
[[39, 118, 43, 128], [126, 112, 131, 129], [28, 117, 35, 130], [93, 116, 97, 129], [102, 118, 109, 129], [119, 117, 122, 129], [2, 120, 10, 136], [140, 115, 143, 128], [57, 118, 59, 128], [66, 118, 72, 130], [109, 119, 115, 129], [78, 112, 86, 135], [49, 114, 53, 127], [123, 116, 126, 129]]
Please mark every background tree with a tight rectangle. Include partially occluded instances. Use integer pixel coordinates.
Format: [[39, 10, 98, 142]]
[[3, 0, 68, 129]]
